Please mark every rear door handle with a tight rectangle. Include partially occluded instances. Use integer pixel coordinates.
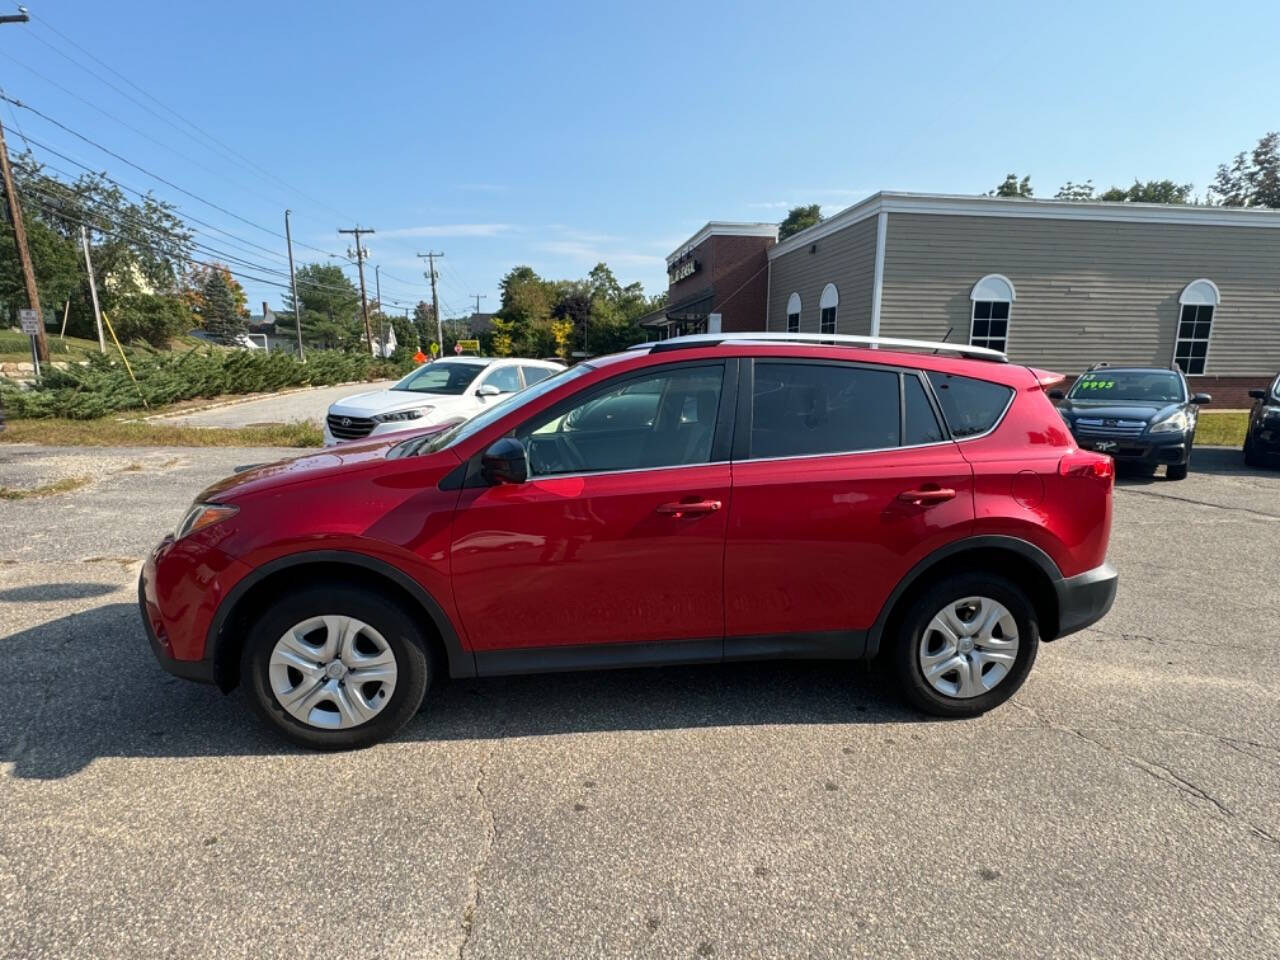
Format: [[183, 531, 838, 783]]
[[897, 487, 956, 505], [656, 499, 722, 518]]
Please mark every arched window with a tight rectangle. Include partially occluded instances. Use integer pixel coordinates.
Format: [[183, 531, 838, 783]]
[[969, 274, 1015, 353], [1175, 279, 1220, 375], [819, 283, 838, 334], [786, 292, 801, 333]]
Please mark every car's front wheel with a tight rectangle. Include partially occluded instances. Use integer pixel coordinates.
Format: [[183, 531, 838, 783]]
[[892, 573, 1038, 718], [242, 584, 430, 750]]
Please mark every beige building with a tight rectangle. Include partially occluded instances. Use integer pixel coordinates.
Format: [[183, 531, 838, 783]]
[[655, 192, 1274, 407], [661, 192, 1280, 405]]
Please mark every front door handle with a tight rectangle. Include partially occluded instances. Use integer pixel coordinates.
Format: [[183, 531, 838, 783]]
[[656, 498, 722, 518], [897, 487, 956, 505]]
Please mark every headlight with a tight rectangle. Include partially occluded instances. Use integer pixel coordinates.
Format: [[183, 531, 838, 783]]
[[1149, 410, 1189, 435], [175, 502, 239, 540], [374, 407, 431, 423]]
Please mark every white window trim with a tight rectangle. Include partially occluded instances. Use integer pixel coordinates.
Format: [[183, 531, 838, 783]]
[[1173, 279, 1219, 376], [968, 276, 1013, 355], [819, 283, 839, 334], [786, 292, 802, 332], [969, 274, 1016, 303]]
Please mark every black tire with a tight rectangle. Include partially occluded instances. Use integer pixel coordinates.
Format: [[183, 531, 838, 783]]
[[1166, 461, 1189, 481], [1244, 434, 1263, 468], [891, 573, 1039, 718], [241, 584, 430, 750]]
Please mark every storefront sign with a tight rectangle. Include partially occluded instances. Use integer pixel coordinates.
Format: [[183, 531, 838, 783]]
[[668, 258, 699, 284]]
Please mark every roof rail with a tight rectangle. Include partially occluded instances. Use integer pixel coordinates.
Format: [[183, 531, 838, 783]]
[[632, 332, 1008, 362]]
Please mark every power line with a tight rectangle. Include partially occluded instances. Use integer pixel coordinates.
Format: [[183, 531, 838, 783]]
[[24, 13, 354, 223], [0, 92, 344, 260]]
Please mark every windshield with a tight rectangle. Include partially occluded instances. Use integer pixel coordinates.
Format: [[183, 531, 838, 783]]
[[392, 363, 595, 457], [1068, 370, 1185, 404], [392, 361, 486, 395]]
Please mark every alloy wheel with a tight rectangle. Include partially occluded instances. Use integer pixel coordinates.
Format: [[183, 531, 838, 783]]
[[917, 596, 1020, 699], [268, 615, 398, 729]]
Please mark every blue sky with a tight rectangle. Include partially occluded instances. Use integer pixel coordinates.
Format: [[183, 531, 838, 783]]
[[2, 0, 1277, 317]]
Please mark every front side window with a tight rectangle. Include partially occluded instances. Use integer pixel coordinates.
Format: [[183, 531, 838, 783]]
[[1174, 278, 1219, 375], [517, 366, 724, 477], [483, 365, 523, 394], [926, 372, 1013, 438], [819, 283, 838, 335], [786, 292, 801, 333], [750, 362, 898, 458]]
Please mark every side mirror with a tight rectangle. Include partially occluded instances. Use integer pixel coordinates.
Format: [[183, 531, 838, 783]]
[[476, 383, 501, 398], [1048, 389, 1065, 401], [1191, 393, 1211, 405], [1249, 389, 1267, 400], [481, 437, 528, 484]]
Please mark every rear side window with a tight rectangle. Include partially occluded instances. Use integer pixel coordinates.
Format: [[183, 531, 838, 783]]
[[520, 365, 555, 387], [926, 372, 1013, 438], [904, 375, 944, 445], [751, 362, 899, 458]]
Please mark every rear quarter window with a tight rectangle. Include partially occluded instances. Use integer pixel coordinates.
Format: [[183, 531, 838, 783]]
[[926, 372, 1014, 438]]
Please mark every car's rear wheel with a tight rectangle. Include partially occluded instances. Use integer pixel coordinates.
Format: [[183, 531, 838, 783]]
[[892, 573, 1038, 718], [242, 585, 429, 750]]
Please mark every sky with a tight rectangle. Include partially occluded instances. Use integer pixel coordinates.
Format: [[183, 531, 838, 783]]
[[1, 0, 1277, 319]]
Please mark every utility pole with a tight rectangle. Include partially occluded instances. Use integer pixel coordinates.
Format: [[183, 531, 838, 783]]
[[374, 264, 384, 357], [416, 251, 444, 356], [471, 293, 487, 315], [78, 226, 105, 353], [338, 226, 375, 351], [284, 209, 304, 360], [0, 111, 47, 363]]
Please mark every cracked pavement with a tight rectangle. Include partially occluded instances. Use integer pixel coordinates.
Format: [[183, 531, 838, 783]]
[[1, 444, 1278, 959]]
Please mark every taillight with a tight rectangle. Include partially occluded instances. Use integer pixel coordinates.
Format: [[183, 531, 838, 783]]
[[1059, 452, 1114, 482]]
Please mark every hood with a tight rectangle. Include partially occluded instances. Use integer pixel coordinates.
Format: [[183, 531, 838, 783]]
[[199, 422, 460, 502], [329, 388, 465, 417], [1058, 399, 1181, 422]]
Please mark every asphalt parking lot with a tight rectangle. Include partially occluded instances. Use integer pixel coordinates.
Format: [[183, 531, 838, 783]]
[[2, 444, 1278, 959]]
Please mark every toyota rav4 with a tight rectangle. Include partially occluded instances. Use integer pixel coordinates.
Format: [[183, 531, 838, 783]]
[[140, 333, 1118, 749]]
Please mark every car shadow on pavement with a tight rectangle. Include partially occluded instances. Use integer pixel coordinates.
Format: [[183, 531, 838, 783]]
[[0, 582, 121, 603], [3, 602, 920, 780], [1115, 446, 1275, 486]]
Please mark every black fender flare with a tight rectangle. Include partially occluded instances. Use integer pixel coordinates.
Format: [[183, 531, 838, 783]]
[[205, 549, 475, 689], [866, 535, 1063, 657]]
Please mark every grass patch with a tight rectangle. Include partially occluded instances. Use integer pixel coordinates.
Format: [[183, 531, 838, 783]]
[[0, 418, 322, 448], [1194, 411, 1248, 447], [0, 475, 93, 500]]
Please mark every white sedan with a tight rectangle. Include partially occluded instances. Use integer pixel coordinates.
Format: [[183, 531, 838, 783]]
[[324, 356, 565, 446]]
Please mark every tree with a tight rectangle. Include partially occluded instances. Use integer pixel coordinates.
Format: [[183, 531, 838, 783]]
[[1055, 180, 1095, 201], [111, 293, 191, 347], [495, 265, 555, 354], [1211, 132, 1280, 208], [990, 174, 1033, 198], [412, 299, 436, 350], [201, 268, 245, 343], [778, 204, 823, 241], [283, 263, 361, 349], [1098, 179, 1192, 204], [183, 264, 248, 320]]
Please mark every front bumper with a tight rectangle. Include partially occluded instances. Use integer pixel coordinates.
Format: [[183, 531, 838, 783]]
[[1053, 562, 1118, 639], [1074, 432, 1189, 466], [138, 554, 216, 684]]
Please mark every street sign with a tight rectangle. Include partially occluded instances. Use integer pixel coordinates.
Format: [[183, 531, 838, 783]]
[[454, 342, 462, 355], [19, 308, 40, 335], [429, 341, 440, 358], [456, 339, 480, 355]]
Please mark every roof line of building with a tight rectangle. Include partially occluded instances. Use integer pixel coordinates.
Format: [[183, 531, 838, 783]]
[[768, 191, 1280, 260], [666, 221, 779, 266]]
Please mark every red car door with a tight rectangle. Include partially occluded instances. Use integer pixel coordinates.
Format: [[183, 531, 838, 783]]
[[450, 361, 735, 659], [723, 359, 974, 649]]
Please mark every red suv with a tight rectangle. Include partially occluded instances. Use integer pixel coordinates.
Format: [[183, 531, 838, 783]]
[[140, 334, 1117, 749]]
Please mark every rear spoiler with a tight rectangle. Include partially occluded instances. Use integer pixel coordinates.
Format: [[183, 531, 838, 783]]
[[1029, 367, 1066, 391]]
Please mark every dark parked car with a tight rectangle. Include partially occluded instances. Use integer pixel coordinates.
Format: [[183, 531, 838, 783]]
[[1243, 374, 1280, 468], [1050, 366, 1210, 480]]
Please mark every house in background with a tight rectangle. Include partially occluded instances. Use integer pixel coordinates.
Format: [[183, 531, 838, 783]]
[[247, 302, 300, 353]]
